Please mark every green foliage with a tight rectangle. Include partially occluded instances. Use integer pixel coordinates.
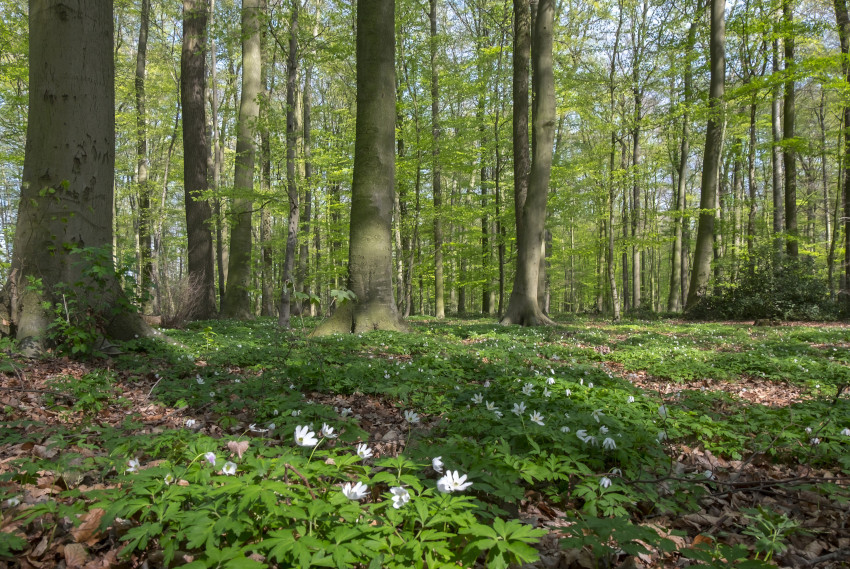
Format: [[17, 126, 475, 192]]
[[740, 506, 808, 561], [689, 255, 838, 322]]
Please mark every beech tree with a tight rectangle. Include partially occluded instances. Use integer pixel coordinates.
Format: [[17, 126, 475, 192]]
[[312, 0, 405, 335], [500, 0, 555, 326], [0, 0, 151, 353]]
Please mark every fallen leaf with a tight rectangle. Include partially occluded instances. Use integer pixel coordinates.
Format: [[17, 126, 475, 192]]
[[227, 440, 249, 459], [64, 543, 88, 568], [693, 534, 714, 546], [72, 508, 105, 546]]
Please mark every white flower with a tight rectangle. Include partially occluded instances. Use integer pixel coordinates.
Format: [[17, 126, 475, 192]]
[[842, 428, 850, 436], [529, 411, 545, 426], [658, 405, 668, 419], [610, 468, 622, 476], [600, 476, 612, 489], [204, 452, 217, 466], [810, 437, 820, 445], [805, 427, 813, 435], [340, 407, 353, 417], [164, 473, 174, 485], [565, 388, 571, 397], [196, 375, 205, 385], [248, 423, 268, 433], [437, 470, 473, 493], [599, 426, 609, 434], [483, 380, 491, 388], [5, 496, 20, 507], [222, 461, 237, 476], [602, 437, 617, 450], [321, 423, 337, 439], [485, 401, 499, 413], [390, 486, 410, 509], [703, 470, 715, 480], [543, 388, 551, 398], [432, 456, 444, 473], [627, 396, 635, 403], [289, 383, 296, 390], [512, 402, 527, 416], [471, 393, 484, 405], [273, 409, 279, 416], [357, 443, 373, 460], [126, 459, 140, 473], [267, 423, 276, 431], [294, 426, 319, 447], [185, 419, 197, 428], [291, 410, 302, 417], [522, 383, 534, 396], [342, 481, 369, 501], [493, 409, 504, 418], [588, 382, 594, 389], [657, 431, 667, 442], [547, 377, 555, 385], [592, 409, 604, 423], [404, 410, 420, 424], [560, 426, 570, 433], [209, 391, 215, 397]]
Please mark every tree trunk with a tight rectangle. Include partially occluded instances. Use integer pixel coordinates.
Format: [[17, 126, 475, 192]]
[[430, 0, 445, 318], [668, 20, 695, 312], [500, 0, 554, 326], [222, 0, 262, 319], [135, 0, 153, 310], [834, 0, 850, 306], [182, 0, 217, 319], [783, 0, 798, 257], [1, 0, 152, 352], [686, 0, 725, 309], [299, 60, 315, 317], [279, 1, 300, 327], [512, 0, 530, 237], [312, 0, 405, 335], [772, 32, 784, 253], [259, 24, 275, 317]]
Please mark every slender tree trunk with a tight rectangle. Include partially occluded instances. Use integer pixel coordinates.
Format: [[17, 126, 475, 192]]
[[501, 0, 555, 326], [299, 59, 315, 317], [182, 0, 217, 319], [222, 0, 262, 319], [278, 0, 301, 328], [834, 0, 850, 306], [513, 0, 531, 237], [312, 0, 405, 335], [772, 32, 784, 253], [259, 28, 275, 317], [686, 0, 725, 309], [429, 0, 445, 318], [209, 0, 226, 304], [135, 0, 153, 310], [783, 0, 798, 257]]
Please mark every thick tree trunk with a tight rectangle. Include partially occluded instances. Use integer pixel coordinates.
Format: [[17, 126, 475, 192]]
[[2, 0, 152, 353], [686, 0, 725, 309], [222, 0, 262, 319], [500, 0, 554, 326], [312, 0, 405, 335], [182, 0, 217, 319], [512, 0, 531, 237], [259, 24, 275, 318], [279, 1, 300, 328]]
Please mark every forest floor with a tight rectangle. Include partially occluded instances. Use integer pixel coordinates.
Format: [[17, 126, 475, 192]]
[[0, 316, 848, 569]]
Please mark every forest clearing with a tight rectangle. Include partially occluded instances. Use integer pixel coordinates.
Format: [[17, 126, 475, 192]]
[[0, 317, 848, 568]]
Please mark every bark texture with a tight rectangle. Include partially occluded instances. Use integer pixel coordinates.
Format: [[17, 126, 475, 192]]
[[500, 0, 555, 327], [181, 0, 217, 319], [1, 0, 152, 353], [311, 0, 405, 335]]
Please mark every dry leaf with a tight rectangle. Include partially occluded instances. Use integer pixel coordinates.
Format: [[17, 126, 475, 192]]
[[693, 534, 714, 547], [227, 440, 249, 459], [72, 508, 105, 546], [64, 543, 88, 568]]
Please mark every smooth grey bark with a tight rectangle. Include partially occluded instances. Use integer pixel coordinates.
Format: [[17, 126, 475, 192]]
[[607, 6, 624, 320], [668, 19, 696, 313], [209, 0, 226, 304], [512, 0, 531, 239], [279, 0, 299, 328], [500, 0, 555, 326], [783, 0, 798, 257], [312, 0, 405, 335], [686, 0, 725, 309], [222, 0, 262, 319], [182, 0, 218, 319], [300, 60, 315, 317], [1, 0, 152, 352], [430, 0, 445, 318]]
